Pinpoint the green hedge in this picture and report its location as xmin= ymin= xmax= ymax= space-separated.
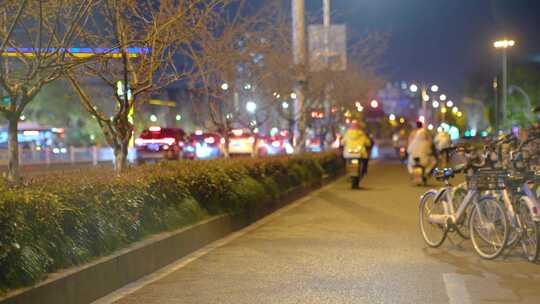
xmin=0 ymin=152 xmax=343 ymax=294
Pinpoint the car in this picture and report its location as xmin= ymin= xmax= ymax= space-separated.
xmin=306 ymin=137 xmax=323 ymax=153
xmin=258 ymin=134 xmax=291 ymax=156
xmin=184 ymin=130 xmax=223 ymax=160
xmin=135 ymin=126 xmax=185 ymax=164
xmin=228 ymin=129 xmax=256 ymax=156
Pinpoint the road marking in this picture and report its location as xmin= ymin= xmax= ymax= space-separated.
xmin=443 ymin=273 xmax=472 ymax=304
xmin=92 ymin=181 xmax=339 ymax=304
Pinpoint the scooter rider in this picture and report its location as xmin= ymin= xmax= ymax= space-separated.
xmin=342 ymin=121 xmax=372 ymax=177
xmin=434 ymin=129 xmax=452 ymax=168
xmin=407 ymin=121 xmax=437 ymax=176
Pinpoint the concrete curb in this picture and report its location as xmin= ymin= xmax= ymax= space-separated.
xmin=0 ymin=173 xmax=342 ymax=304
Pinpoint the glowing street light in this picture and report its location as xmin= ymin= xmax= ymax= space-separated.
xmin=431 ymin=85 xmax=439 ymax=93
xmin=290 ymin=92 xmax=297 ymax=99
xmin=452 ymin=106 xmax=459 ymax=113
xmin=432 ymin=100 xmax=440 ymax=108
xmin=422 ymin=93 xmax=430 ymax=102
xmin=246 ymin=101 xmax=257 ymax=113
xmin=282 ymin=101 xmax=289 ymax=109
xmin=370 ymin=99 xmax=379 ymax=109
xmin=410 ymin=84 xmax=418 ymax=93
xmin=221 ymin=83 xmax=229 ymax=91
xmin=389 ymin=114 xmax=396 ymax=121
xmin=150 ymin=114 xmax=157 ymax=122
xmin=427 ymin=124 xmax=434 ymax=130
xmin=175 ymin=114 xmax=182 ymax=121
xmin=441 ymin=107 xmax=447 ymax=114
xmin=446 ymin=100 xmax=454 ymax=108
xmin=494 ymin=39 xmax=515 ymax=48
xmin=440 ymin=94 xmax=447 ymax=101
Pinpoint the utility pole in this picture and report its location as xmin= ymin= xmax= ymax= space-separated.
xmin=323 ymin=0 xmax=330 ymax=27
xmin=321 ymin=0 xmax=335 ymax=149
xmin=292 ymin=0 xmax=306 ymax=152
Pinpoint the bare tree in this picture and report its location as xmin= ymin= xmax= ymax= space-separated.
xmin=0 ymin=0 xmax=96 ymax=181
xmin=67 ymin=0 xmax=221 ymax=173
xmin=184 ymin=1 xmax=258 ymax=157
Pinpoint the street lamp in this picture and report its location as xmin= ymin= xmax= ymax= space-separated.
xmin=410 ymin=84 xmax=418 ymax=93
xmin=439 ymin=94 xmax=447 ymax=101
xmin=446 ymin=100 xmax=454 ymax=108
xmin=430 ymin=85 xmax=439 ymax=93
xmin=494 ymin=39 xmax=516 ymax=129
xmin=221 ymin=83 xmax=229 ymax=91
xmin=432 ymin=101 xmax=440 ymax=108
xmin=246 ymin=101 xmax=257 ymax=113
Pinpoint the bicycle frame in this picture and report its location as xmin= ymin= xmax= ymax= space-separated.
xmin=428 ymin=186 xmax=478 ymax=226
xmin=522 ymin=182 xmax=540 ymax=222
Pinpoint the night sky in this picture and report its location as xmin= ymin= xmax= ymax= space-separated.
xmin=300 ymin=0 xmax=540 ymax=100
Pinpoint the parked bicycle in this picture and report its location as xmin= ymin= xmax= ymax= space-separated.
xmin=419 ymin=144 xmax=509 ymax=259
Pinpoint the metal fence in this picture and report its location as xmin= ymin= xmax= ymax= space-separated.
xmin=0 ymin=147 xmax=137 ymax=166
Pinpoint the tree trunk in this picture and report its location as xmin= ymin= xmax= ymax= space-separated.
xmin=114 ymin=140 xmax=129 ymax=174
xmin=7 ymin=117 xmax=20 ymax=182
xmin=251 ymin=137 xmax=259 ymax=158
xmin=222 ymin=134 xmax=230 ymax=159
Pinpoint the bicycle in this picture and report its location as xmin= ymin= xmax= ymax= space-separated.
xmin=489 ymin=134 xmax=540 ymax=262
xmin=419 ymin=146 xmax=510 ymax=259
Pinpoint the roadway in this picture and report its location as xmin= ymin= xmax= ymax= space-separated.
xmin=94 ymin=162 xmax=540 ymax=303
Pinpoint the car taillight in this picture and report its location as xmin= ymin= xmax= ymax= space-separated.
xmin=135 ymin=138 xmax=144 ymax=146
xmin=178 ymin=142 xmax=184 ymax=147
xmin=257 ymin=140 xmax=266 ymax=148
xmin=204 ymin=137 xmax=216 ymax=144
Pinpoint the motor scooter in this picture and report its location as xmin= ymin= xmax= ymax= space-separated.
xmin=344 ymin=146 xmax=368 ymax=189
xmin=411 ymin=157 xmax=427 ymax=186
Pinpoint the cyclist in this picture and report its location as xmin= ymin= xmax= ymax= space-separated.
xmin=342 ymin=121 xmax=372 ymax=177
xmin=407 ymin=121 xmax=436 ymax=176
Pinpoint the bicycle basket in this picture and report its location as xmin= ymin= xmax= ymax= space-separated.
xmin=467 ymin=169 xmax=508 ymax=191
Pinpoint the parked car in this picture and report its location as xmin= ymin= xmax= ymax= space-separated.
xmin=184 ymin=130 xmax=223 ymax=160
xmin=135 ymin=126 xmax=185 ymax=164
xmin=228 ymin=129 xmax=256 ymax=156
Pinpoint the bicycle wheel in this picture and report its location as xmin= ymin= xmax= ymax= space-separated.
xmin=517 ymin=196 xmax=540 ymax=262
xmin=419 ymin=190 xmax=448 ymax=247
xmin=469 ymin=196 xmax=509 ymax=259
xmin=451 ymin=184 xmax=471 ymax=240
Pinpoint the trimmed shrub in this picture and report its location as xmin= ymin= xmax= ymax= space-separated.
xmin=0 ymin=152 xmax=343 ymax=294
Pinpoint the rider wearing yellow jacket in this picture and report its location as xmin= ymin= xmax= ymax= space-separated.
xmin=342 ymin=122 xmax=372 ymax=175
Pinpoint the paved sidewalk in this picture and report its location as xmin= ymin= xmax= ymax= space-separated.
xmin=99 ymin=163 xmax=540 ymax=304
